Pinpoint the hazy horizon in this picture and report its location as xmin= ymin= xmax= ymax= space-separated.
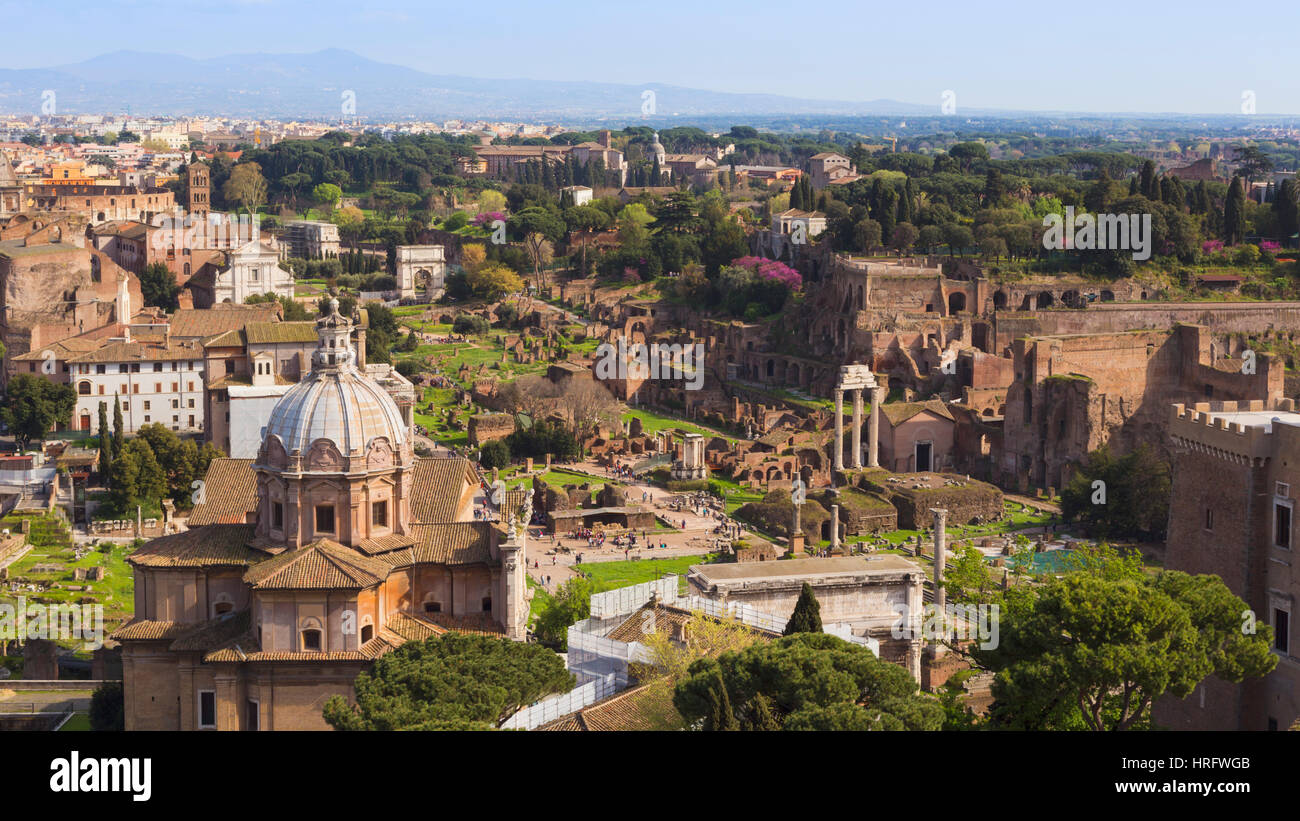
xmin=0 ymin=0 xmax=1297 ymax=116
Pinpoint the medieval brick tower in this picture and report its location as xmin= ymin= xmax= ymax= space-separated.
xmin=187 ymin=159 xmax=210 ymax=218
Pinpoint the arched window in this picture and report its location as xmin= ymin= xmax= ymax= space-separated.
xmin=300 ymin=617 xmax=324 ymax=652
xmin=360 ymin=624 xmax=374 ymax=644
xmin=77 ymin=381 xmax=92 ymax=395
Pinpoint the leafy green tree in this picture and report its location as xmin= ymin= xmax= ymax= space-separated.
xmin=1 ymin=374 xmax=76 ymax=451
xmin=976 ymin=570 xmax=1276 ymax=730
xmin=534 ymin=576 xmax=594 ymax=649
xmin=1060 ymin=444 xmax=1169 ymax=540
xmin=507 ymin=207 xmax=565 ymax=289
xmin=675 ymin=632 xmax=943 ymax=731
xmin=90 ymin=681 xmax=125 ymax=731
xmin=783 ymin=582 xmax=823 ymax=635
xmin=478 ymin=439 xmax=511 ymax=470
xmin=322 ymin=634 xmax=573 ymax=730
xmin=312 ymin=182 xmax=342 ymax=212
xmin=139 ymin=263 xmax=180 ymax=310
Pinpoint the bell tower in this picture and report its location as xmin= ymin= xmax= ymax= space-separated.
xmin=187 ymin=160 xmax=209 ymax=219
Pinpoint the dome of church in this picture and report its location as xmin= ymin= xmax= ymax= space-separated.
xmin=263 ymin=299 xmax=407 ymax=459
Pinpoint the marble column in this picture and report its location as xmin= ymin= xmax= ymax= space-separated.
xmin=851 ymin=389 xmax=863 ymax=469
xmin=830 ymin=504 xmax=840 ymax=554
xmin=833 ymin=389 xmax=844 ymax=471
xmin=931 ymin=508 xmax=948 ymax=612
xmin=868 ymin=386 xmax=882 ymax=468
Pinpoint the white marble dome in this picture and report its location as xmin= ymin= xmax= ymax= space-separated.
xmin=262 ymin=299 xmax=407 ymax=458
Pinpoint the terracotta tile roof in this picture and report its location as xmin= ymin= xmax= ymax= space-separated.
xmin=111 ymin=619 xmax=198 ymax=642
xmin=11 ymin=335 xmax=102 ymax=361
xmin=127 ymin=524 xmax=261 ymax=568
xmin=880 ymin=400 xmax=955 ymax=426
xmin=385 ymin=610 xmax=505 ymax=639
xmin=245 ymin=321 xmax=318 ymax=345
xmin=353 ymin=532 xmax=416 ymax=556
xmin=535 ymin=683 xmax=682 ymax=731
xmin=205 ymin=373 xmax=294 ymax=390
xmin=378 ymin=522 xmax=494 ymax=567
xmin=186 ymin=459 xmax=258 ymax=525
xmin=168 ymin=305 xmax=280 ymax=340
xmin=202 ymin=329 xmax=245 ymax=348
xmin=167 ymin=609 xmax=253 ymax=652
xmin=66 ymin=338 xmax=206 ymax=365
xmin=243 ymin=539 xmax=391 ymax=590
xmin=409 ymin=457 xmax=480 ymax=523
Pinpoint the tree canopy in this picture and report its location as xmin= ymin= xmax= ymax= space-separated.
xmin=322 ymin=634 xmax=573 ymax=730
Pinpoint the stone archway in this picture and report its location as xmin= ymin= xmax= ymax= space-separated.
xmin=948 ymin=292 xmax=967 ymax=314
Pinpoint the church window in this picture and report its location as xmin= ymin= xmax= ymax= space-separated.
xmin=481 ymin=597 xmax=492 ymax=612
xmin=315 ymin=504 xmax=336 ymax=533
xmin=372 ymin=500 xmax=388 ymax=528
xmin=198 ymin=691 xmax=216 ymax=728
xmin=301 ymin=628 xmax=322 ymax=651
xmin=424 ymin=601 xmax=442 ymax=614
xmin=271 ymin=501 xmax=283 ymax=529
xmin=360 ymin=624 xmax=374 ymax=644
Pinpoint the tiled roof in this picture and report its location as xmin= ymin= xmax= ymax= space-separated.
xmin=409 ymin=458 xmax=479 ymax=523
xmin=11 ymin=335 xmax=102 ymax=361
xmin=66 ymin=338 xmax=206 ymax=365
xmin=535 ymin=683 xmax=682 ymax=731
xmin=186 ymin=459 xmax=258 ymax=525
xmin=168 ymin=305 xmax=280 ymax=340
xmin=202 ymin=329 xmax=245 ymax=348
xmin=127 ymin=524 xmax=261 ymax=568
xmin=243 ymin=539 xmax=391 ymax=590
xmin=167 ymin=609 xmax=253 ymax=652
xmin=353 ymin=532 xmax=416 ymax=556
xmin=111 ymin=619 xmax=198 ymax=642
xmin=378 ymin=522 xmax=494 ymax=567
xmin=245 ymin=321 xmax=317 ymax=345
xmin=387 ymin=610 xmax=505 ymax=638
xmin=880 ymin=400 xmax=955 ymax=426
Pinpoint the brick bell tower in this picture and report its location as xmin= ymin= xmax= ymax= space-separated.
xmin=187 ymin=159 xmax=209 ymax=219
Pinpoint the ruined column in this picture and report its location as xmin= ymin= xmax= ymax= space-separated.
xmin=851 ymin=389 xmax=863 ymax=469
xmin=830 ymin=504 xmax=840 ymax=554
xmin=931 ymin=508 xmax=948 ymax=612
xmin=868 ymin=386 xmax=883 ymax=468
xmin=790 ymin=500 xmax=804 ymax=554
xmin=833 ymin=389 xmax=844 ymax=471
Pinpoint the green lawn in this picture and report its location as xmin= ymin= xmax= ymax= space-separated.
xmin=57 ymin=713 xmax=92 ymax=731
xmin=574 ymin=553 xmax=718 ymax=593
xmin=1 ymin=514 xmax=136 ymax=634
xmin=623 ymin=408 xmax=738 ymax=445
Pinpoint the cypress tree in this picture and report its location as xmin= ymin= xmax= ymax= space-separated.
xmin=97 ymin=401 xmax=113 ymax=479
xmin=1140 ymin=160 xmax=1157 ymax=199
xmin=112 ymin=395 xmax=125 ymax=455
xmin=784 ymin=582 xmax=823 ymax=635
xmin=1223 ymin=176 xmax=1247 ymax=244
xmin=899 ymin=177 xmax=916 ymax=225
xmin=1128 ymin=176 xmax=1139 ymax=196
xmin=790 ymin=177 xmax=804 ymax=210
xmin=709 ymin=670 xmax=738 ymax=731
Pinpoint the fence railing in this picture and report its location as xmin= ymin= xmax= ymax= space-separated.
xmin=501 ymin=673 xmax=621 ymax=731
xmin=589 ymin=576 xmax=679 ymax=620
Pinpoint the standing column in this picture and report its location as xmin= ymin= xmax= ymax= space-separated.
xmin=851 ymin=389 xmax=863 ymax=469
xmin=833 ymin=389 xmax=844 ymax=471
xmin=931 ymin=508 xmax=948 ymax=612
xmin=868 ymin=386 xmax=882 ymax=468
xmin=830 ymin=504 xmax=840 ymax=554
xmin=790 ymin=500 xmax=804 ymax=554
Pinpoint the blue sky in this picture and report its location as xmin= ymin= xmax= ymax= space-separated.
xmin=3 ymin=0 xmax=1299 ymax=114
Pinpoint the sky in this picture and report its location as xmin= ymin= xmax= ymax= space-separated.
xmin=2 ymin=0 xmax=1298 ymax=114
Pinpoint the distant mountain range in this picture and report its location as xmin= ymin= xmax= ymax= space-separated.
xmin=0 ymin=48 xmax=946 ymax=122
